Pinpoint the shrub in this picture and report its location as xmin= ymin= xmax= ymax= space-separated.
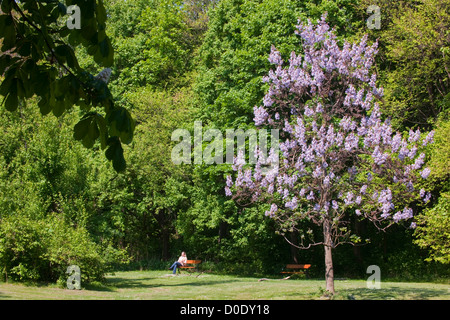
xmin=0 ymin=214 xmax=117 ymax=285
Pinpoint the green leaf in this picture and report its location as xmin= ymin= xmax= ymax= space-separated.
xmin=87 ymin=44 xmax=98 ymax=56
xmin=96 ymin=0 xmax=107 ymax=25
xmin=68 ymin=30 xmax=82 ymax=46
xmin=17 ymin=40 xmax=31 ymax=57
xmin=99 ymin=38 xmax=109 ymax=57
xmin=105 ymin=137 xmax=126 ymax=172
xmin=38 ymin=96 xmax=52 ymax=115
xmin=74 ymin=114 xmax=101 ymax=148
xmin=54 ymin=44 xmax=69 ymax=64
xmin=95 ymin=114 xmax=108 ymax=149
xmin=16 ymin=77 xmax=27 ymax=99
xmin=1 ymin=14 xmax=15 ymax=51
xmin=2 ymin=24 xmax=16 ymax=51
xmin=5 ymin=92 xmax=18 ymax=112
xmin=52 ymin=99 xmax=66 ymax=117
xmin=87 ymin=118 xmax=100 ymax=142
xmin=1 ymin=0 xmax=12 ymax=13
xmin=31 ymin=70 xmax=50 ymax=97
xmin=54 ymin=44 xmax=80 ymax=71
xmin=107 ymin=107 xmax=135 ymax=144
xmin=94 ymin=38 xmax=114 ymax=67
xmin=73 ymin=117 xmax=92 ymax=140
xmin=0 ymin=15 xmax=8 ymax=35
xmin=0 ymin=54 xmax=12 ymax=80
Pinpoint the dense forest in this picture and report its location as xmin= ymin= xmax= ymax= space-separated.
xmin=0 ymin=0 xmax=449 ymax=285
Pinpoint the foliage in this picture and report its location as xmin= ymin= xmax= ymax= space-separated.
xmin=413 ymin=119 xmax=450 ymax=264
xmin=99 ymin=0 xmax=210 ymax=94
xmin=0 ymin=214 xmax=110 ymax=283
xmin=227 ymin=15 xmax=436 ymax=293
xmin=0 ymin=0 xmax=134 ymax=171
xmin=195 ymin=0 xmax=362 ymax=129
xmin=0 ymin=0 xmax=448 ymax=287
xmin=358 ymin=0 xmax=450 ymax=129
xmin=414 ymin=193 xmax=450 ymax=264
xmin=426 ymin=118 xmax=450 ymax=187
xmin=0 ymin=103 xmax=128 ymax=284
xmin=82 ymin=87 xmax=195 ymax=261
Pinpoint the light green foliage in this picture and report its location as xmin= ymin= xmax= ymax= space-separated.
xmin=90 ymin=87 xmax=194 ymax=260
xmin=360 ymin=0 xmax=450 ymax=129
xmin=139 ymin=0 xmax=190 ymax=85
xmin=0 ymin=214 xmax=105 ymax=283
xmin=414 ymin=193 xmax=450 ymax=264
xmin=187 ymin=0 xmax=362 ymax=272
xmin=195 ymin=0 xmax=303 ymax=128
xmin=0 ymin=105 xmax=128 ymax=283
xmin=427 ymin=119 xmax=450 ymax=184
xmin=414 ymin=119 xmax=450 ymax=264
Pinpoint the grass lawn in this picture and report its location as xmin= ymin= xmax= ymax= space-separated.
xmin=0 ymin=270 xmax=448 ymax=300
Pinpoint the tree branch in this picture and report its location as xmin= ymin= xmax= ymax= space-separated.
xmin=11 ymin=1 xmax=88 ymax=89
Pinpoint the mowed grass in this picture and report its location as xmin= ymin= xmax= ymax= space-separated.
xmin=0 ymin=270 xmax=449 ymax=300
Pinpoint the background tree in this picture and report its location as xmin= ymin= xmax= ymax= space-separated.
xmin=96 ymin=0 xmax=212 ymax=94
xmin=414 ymin=119 xmax=450 ymax=264
xmin=227 ymin=15 xmax=435 ymax=294
xmin=357 ymin=0 xmax=450 ymax=129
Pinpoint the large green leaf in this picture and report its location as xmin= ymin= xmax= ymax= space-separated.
xmin=105 ymin=137 xmax=126 ymax=172
xmin=4 ymin=91 xmax=18 ymax=112
xmin=73 ymin=116 xmax=92 ymax=141
xmin=38 ymin=96 xmax=52 ymax=115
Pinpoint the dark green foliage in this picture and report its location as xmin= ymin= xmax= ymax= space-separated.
xmin=194 ymin=0 xmax=361 ymax=128
xmin=0 ymin=0 xmax=134 ymax=172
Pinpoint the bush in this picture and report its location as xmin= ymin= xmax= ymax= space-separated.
xmin=0 ymin=214 xmax=120 ymax=285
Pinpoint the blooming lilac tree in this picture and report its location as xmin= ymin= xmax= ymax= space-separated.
xmin=226 ymin=15 xmax=434 ymax=294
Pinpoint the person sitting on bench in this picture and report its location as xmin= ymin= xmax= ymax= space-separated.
xmin=169 ymin=251 xmax=187 ymax=274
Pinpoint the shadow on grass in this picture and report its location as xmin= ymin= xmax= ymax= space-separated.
xmin=0 ymin=291 xmax=10 ymax=299
xmin=344 ymin=286 xmax=449 ymax=300
xmin=105 ymin=275 xmax=239 ymax=290
xmin=83 ymin=282 xmax=117 ymax=292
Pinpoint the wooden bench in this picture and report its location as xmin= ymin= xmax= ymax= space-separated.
xmin=178 ymin=260 xmax=202 ymax=273
xmin=281 ymin=264 xmax=311 ymax=277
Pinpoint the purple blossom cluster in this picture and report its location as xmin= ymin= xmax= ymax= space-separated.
xmin=227 ymin=14 xmax=434 ymax=231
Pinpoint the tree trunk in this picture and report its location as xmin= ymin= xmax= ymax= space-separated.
xmin=289 ymin=231 xmax=299 ymax=263
xmin=161 ymin=229 xmax=170 ymax=261
xmin=323 ymin=219 xmax=335 ymax=294
xmin=353 ymin=219 xmax=363 ymax=266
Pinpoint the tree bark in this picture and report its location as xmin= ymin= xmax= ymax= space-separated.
xmin=323 ymin=219 xmax=335 ymax=294
xmin=353 ymin=219 xmax=363 ymax=265
xmin=161 ymin=228 xmax=170 ymax=261
xmin=289 ymin=231 xmax=299 ymax=263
